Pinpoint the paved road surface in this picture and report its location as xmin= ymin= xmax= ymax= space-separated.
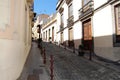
xmin=43 ymin=42 xmax=120 ymax=80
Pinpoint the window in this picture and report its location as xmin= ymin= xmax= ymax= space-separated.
xmin=69 ymin=28 xmax=73 ymax=41
xmin=46 ymin=31 xmax=47 ymax=40
xmin=114 ymin=4 xmax=120 ymax=45
xmin=83 ymin=0 xmax=91 ymax=5
xmin=68 ymin=4 xmax=73 ymax=17
xmin=49 ymin=29 xmax=50 ymax=41
xmin=52 ymin=27 xmax=54 ymax=41
xmin=43 ymin=32 xmax=45 ymax=40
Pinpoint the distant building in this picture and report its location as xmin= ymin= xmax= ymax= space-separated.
xmin=41 ymin=13 xmax=57 ymax=43
xmin=56 ymin=0 xmax=82 ymax=49
xmin=0 ymin=0 xmax=34 ymax=80
xmin=32 ymin=14 xmax=49 ymax=40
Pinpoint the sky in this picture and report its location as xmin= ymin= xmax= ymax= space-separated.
xmin=34 ymin=0 xmax=58 ymax=15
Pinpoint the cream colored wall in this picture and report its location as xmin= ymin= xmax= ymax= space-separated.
xmin=0 ymin=0 xmax=32 ymax=80
xmin=93 ymin=5 xmax=120 ymax=61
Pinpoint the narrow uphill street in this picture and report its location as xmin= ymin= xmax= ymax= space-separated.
xmin=43 ymin=42 xmax=120 ymax=80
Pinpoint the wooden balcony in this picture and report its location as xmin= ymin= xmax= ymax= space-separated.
xmin=67 ymin=15 xmax=74 ymax=27
xmin=79 ymin=0 xmax=94 ymax=21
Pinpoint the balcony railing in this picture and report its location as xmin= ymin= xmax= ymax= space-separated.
xmin=60 ymin=23 xmax=64 ymax=31
xmin=79 ymin=0 xmax=94 ymax=20
xmin=67 ymin=15 xmax=74 ymax=27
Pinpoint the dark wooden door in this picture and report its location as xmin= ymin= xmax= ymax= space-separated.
xmin=83 ymin=19 xmax=93 ymax=50
xmin=52 ymin=27 xmax=54 ymax=41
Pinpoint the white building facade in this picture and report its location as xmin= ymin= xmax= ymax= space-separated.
xmin=41 ymin=13 xmax=57 ymax=43
xmin=56 ymin=0 xmax=120 ymax=62
xmin=92 ymin=0 xmax=120 ymax=61
xmin=56 ymin=0 xmax=82 ymax=49
xmin=32 ymin=14 xmax=49 ymax=40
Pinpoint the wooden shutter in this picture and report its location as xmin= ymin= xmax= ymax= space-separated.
xmin=83 ymin=21 xmax=92 ymax=40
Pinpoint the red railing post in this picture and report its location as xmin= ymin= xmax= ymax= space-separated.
xmin=89 ymin=44 xmax=92 ymax=61
xmin=50 ymin=55 xmax=54 ymax=80
xmin=73 ymin=42 xmax=75 ymax=53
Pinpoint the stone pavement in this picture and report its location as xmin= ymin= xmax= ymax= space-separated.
xmin=43 ymin=42 xmax=120 ymax=80
xmin=17 ymin=42 xmax=49 ymax=80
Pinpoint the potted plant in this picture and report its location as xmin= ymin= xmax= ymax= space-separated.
xmin=78 ymin=44 xmax=84 ymax=56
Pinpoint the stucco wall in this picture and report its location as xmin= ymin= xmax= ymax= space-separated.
xmin=94 ymin=0 xmax=108 ymax=9
xmin=93 ymin=5 xmax=120 ymax=61
xmin=73 ymin=0 xmax=82 ymax=21
xmin=0 ymin=0 xmax=32 ymax=80
xmin=42 ymin=21 xmax=57 ymax=42
xmin=73 ymin=22 xmax=82 ymax=49
xmin=63 ymin=3 xmax=68 ymax=28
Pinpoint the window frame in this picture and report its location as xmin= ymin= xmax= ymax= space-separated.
xmin=113 ymin=3 xmax=120 ymax=47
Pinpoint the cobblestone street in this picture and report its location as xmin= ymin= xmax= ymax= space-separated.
xmin=43 ymin=42 xmax=120 ymax=80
